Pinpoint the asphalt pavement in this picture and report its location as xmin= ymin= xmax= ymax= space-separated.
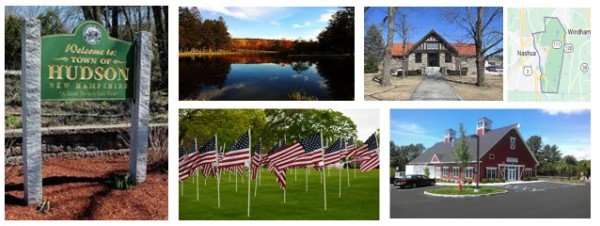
xmin=390 ymin=182 xmax=590 ymax=218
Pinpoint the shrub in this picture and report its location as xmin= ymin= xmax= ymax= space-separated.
xmin=106 ymin=173 xmax=134 ymax=190
xmin=36 ymin=199 xmax=50 ymax=214
xmin=364 ymin=55 xmax=380 ymax=73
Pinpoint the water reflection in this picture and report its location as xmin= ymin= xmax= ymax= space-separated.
xmin=179 ymin=53 xmax=354 ymax=100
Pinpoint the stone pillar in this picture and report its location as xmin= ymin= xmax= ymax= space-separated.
xmin=21 ymin=19 xmax=42 ymax=205
xmin=129 ymin=31 xmax=153 ymax=183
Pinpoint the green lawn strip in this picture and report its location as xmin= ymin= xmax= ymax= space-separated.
xmin=179 ymin=168 xmax=379 ymax=220
xmin=427 ymin=186 xmax=506 ymax=195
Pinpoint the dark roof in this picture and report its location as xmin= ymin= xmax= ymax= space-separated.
xmin=408 ymin=124 xmax=520 ymax=164
xmin=392 ymin=30 xmax=477 ymax=57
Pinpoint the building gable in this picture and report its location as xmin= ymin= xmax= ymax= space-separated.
xmin=407 ymin=30 xmax=459 ymax=55
xmin=484 ymin=128 xmax=539 ymax=166
xmin=431 ymin=154 xmax=440 ymax=163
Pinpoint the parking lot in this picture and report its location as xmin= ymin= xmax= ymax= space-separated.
xmin=390 ymin=182 xmax=590 ymax=218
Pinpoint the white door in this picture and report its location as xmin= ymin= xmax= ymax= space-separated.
xmin=507 ymin=168 xmax=517 ymax=181
xmin=435 ymin=167 xmax=441 ymax=179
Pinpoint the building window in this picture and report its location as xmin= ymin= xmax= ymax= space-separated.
xmin=524 ymin=168 xmax=533 ymax=178
xmin=489 ymin=154 xmax=495 ymax=159
xmin=445 ymin=53 xmax=452 ymax=63
xmin=510 ymin=137 xmax=516 ymax=150
xmin=465 ymin=167 xmax=474 ymax=179
xmin=442 ymin=167 xmax=449 ymax=176
xmin=486 ymin=168 xmax=498 ymax=178
xmin=426 ymin=42 xmax=439 ymax=49
xmin=415 ymin=53 xmax=422 ymax=63
xmin=452 ymin=167 xmax=460 ymax=178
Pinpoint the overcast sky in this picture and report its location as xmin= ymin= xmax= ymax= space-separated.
xmin=337 ymin=109 xmax=379 ymax=140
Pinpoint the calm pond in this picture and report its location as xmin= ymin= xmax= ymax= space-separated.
xmin=179 ymin=53 xmax=354 ymax=100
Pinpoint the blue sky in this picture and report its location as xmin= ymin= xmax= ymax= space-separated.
xmin=390 ymin=109 xmax=591 ymax=160
xmin=198 ymin=7 xmax=341 ymax=40
xmin=365 ymin=7 xmax=503 ymax=45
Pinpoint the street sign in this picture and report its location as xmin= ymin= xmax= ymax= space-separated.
xmin=41 ymin=21 xmax=134 ymax=100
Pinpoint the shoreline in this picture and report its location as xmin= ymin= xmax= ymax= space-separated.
xmin=179 ymin=50 xmax=353 ymax=57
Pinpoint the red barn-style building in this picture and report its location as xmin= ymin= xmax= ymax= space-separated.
xmin=405 ymin=118 xmax=539 ymax=182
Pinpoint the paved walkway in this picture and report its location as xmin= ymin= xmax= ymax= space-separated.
xmin=410 ymin=77 xmax=461 ymax=100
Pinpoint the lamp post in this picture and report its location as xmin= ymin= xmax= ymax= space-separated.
xmin=475 ymin=134 xmax=480 ymax=193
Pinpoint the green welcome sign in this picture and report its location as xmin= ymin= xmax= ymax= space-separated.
xmin=41 ymin=21 xmax=134 ymax=100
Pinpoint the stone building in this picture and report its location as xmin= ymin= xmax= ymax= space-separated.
xmin=391 ymin=30 xmax=477 ymax=76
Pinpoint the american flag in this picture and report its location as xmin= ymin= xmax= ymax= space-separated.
xmin=324 ymin=138 xmax=344 ymax=166
xmin=268 ymin=134 xmax=323 ymax=188
xmin=179 ymin=140 xmax=201 ymax=181
xmin=279 ymin=134 xmax=324 ymax=170
xmin=178 ymin=145 xmax=192 ymax=181
xmin=218 ymin=131 xmax=251 ymax=169
xmin=264 ymin=141 xmax=287 ymax=188
xmin=251 ymin=140 xmax=265 ymax=180
xmin=359 ymin=133 xmax=380 ymax=172
xmin=342 ymin=136 xmax=355 ymax=159
xmin=195 ymin=136 xmax=218 ymax=178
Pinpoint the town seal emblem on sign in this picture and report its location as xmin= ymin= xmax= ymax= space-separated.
xmin=82 ymin=24 xmax=102 ymax=45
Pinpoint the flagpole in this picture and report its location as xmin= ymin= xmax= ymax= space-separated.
xmin=339 ymin=136 xmax=342 ymax=198
xmin=305 ymin=166 xmax=308 ymax=192
xmin=354 ymin=137 xmax=357 ymax=178
xmin=247 ymin=129 xmax=252 ymax=217
xmin=284 ymin=134 xmax=287 ymax=204
xmin=216 ymin=134 xmax=221 ymax=208
xmin=345 ymin=136 xmax=350 ymax=187
xmin=321 ymin=132 xmax=327 ymax=211
xmin=254 ymin=138 xmax=260 ymax=197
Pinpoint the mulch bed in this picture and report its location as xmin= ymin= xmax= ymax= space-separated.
xmin=5 ymin=156 xmax=167 ymax=220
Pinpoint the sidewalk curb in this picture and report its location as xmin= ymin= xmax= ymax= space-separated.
xmin=424 ymin=189 xmax=508 ymax=198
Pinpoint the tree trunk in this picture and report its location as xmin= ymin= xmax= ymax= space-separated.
xmin=152 ymin=6 xmax=169 ymax=81
xmin=401 ymin=14 xmax=408 ymax=79
xmin=381 ymin=7 xmax=396 ymax=86
xmin=110 ymin=6 xmax=119 ymax=38
xmin=475 ymin=7 xmax=486 ymax=87
xmin=81 ymin=6 xmax=102 ymax=23
xmin=122 ymin=7 xmax=134 ymax=39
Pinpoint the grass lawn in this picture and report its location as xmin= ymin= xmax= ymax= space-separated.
xmin=179 ymin=168 xmax=379 ymax=220
xmin=427 ymin=186 xmax=506 ymax=195
xmin=364 ymin=72 xmax=423 ymax=100
xmin=444 ymin=74 xmax=503 ymax=101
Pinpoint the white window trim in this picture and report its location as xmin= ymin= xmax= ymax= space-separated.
xmin=486 ymin=167 xmax=498 ymax=179
xmin=442 ymin=167 xmax=449 ymax=176
xmin=510 ymin=136 xmax=516 ymax=150
xmin=489 ymin=154 xmax=495 ymax=159
xmin=452 ymin=167 xmax=460 ymax=178
xmin=465 ymin=167 xmax=474 ymax=179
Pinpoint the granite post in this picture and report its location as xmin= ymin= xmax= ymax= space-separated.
xmin=21 ymin=19 xmax=42 ymax=205
xmin=129 ymin=31 xmax=153 ymax=183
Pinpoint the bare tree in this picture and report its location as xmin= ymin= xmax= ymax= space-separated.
xmin=445 ymin=7 xmax=503 ymax=86
xmin=153 ymin=6 xmax=168 ymax=77
xmin=394 ymin=10 xmax=416 ymax=79
xmin=380 ymin=7 xmax=397 ymax=86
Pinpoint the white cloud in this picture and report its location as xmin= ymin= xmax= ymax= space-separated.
xmin=270 ymin=21 xmax=280 ymax=26
xmin=293 ymin=21 xmax=312 ymax=28
xmin=199 ymin=7 xmax=278 ymax=21
xmin=391 ymin=121 xmax=427 ymax=135
xmin=540 ymin=109 xmax=589 ymax=115
xmin=318 ymin=9 xmax=337 ymax=23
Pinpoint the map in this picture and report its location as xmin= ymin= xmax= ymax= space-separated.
xmin=507 ymin=8 xmax=591 ymax=102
